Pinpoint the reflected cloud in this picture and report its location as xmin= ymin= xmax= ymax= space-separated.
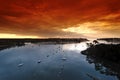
xmin=63 ymin=42 xmax=88 ymax=52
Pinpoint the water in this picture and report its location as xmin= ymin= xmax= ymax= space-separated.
xmin=0 ymin=42 xmax=118 ymax=80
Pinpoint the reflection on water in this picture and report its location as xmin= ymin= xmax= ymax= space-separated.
xmin=63 ymin=42 xmax=88 ymax=52
xmin=0 ymin=42 xmax=119 ymax=80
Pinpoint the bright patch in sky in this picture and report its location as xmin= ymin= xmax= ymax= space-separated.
xmin=62 ymin=22 xmax=108 ymax=34
xmin=0 ymin=33 xmax=39 ymax=38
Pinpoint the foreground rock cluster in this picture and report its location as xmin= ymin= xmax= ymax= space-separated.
xmin=82 ymin=43 xmax=120 ymax=79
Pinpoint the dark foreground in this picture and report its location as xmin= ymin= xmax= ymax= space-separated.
xmin=82 ymin=43 xmax=120 ymax=80
xmin=0 ymin=38 xmax=120 ymax=80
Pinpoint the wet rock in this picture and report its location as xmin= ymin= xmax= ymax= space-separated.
xmin=47 ymin=55 xmax=49 ymax=57
xmin=61 ymin=58 xmax=67 ymax=61
xmin=37 ymin=60 xmax=41 ymax=63
xmin=86 ymin=43 xmax=94 ymax=47
xmin=18 ymin=63 xmax=24 ymax=67
xmin=93 ymin=40 xmax=99 ymax=44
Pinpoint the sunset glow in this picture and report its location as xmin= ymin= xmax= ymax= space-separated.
xmin=0 ymin=0 xmax=120 ymax=38
xmin=62 ymin=22 xmax=107 ymax=34
xmin=0 ymin=33 xmax=39 ymax=38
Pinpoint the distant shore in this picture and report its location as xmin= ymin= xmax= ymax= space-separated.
xmin=0 ymin=38 xmax=88 ymax=44
xmin=97 ymin=38 xmax=120 ymax=42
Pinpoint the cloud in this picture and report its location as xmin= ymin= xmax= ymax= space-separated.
xmin=0 ymin=0 xmax=120 ymax=38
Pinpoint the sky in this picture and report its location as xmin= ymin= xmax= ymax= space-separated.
xmin=0 ymin=0 xmax=120 ymax=39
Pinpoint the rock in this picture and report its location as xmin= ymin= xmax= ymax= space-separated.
xmin=93 ymin=40 xmax=99 ymax=44
xmin=47 ymin=55 xmax=49 ymax=57
xmin=61 ymin=58 xmax=67 ymax=61
xmin=18 ymin=63 xmax=23 ymax=67
xmin=37 ymin=60 xmax=41 ymax=63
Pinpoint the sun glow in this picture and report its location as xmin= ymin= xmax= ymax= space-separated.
xmin=62 ymin=27 xmax=96 ymax=34
xmin=0 ymin=33 xmax=39 ymax=38
xmin=62 ymin=22 xmax=108 ymax=34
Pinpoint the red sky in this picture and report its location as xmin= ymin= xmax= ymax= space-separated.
xmin=0 ymin=0 xmax=120 ymax=38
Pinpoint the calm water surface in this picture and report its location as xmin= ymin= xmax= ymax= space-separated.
xmin=0 ymin=42 xmax=118 ymax=80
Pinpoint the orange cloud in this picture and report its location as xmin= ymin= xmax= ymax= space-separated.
xmin=0 ymin=0 xmax=120 ymax=38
